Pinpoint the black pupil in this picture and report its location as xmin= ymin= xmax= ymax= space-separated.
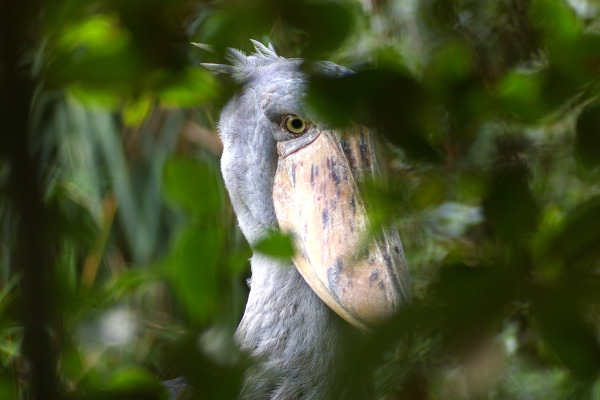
xmin=290 ymin=118 xmax=303 ymax=130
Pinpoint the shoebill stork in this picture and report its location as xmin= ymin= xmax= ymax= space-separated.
xmin=204 ymin=41 xmax=411 ymax=399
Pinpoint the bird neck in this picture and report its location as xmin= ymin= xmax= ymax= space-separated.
xmin=236 ymin=253 xmax=372 ymax=400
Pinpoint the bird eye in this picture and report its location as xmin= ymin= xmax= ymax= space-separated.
xmin=282 ymin=115 xmax=308 ymax=135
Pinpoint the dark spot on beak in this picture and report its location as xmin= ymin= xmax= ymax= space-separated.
xmin=291 ymin=164 xmax=296 ymax=186
xmin=327 ymin=258 xmax=344 ymax=300
xmin=383 ymin=251 xmax=392 ymax=268
xmin=329 ymin=158 xmax=341 ymax=185
xmin=340 ymin=137 xmax=356 ymax=165
xmin=359 ymin=134 xmax=370 ymax=168
xmin=310 ymin=165 xmax=315 ymax=186
xmin=369 ymin=269 xmax=379 ymax=286
xmin=322 ymin=209 xmax=330 ymax=228
xmin=349 ymin=196 xmax=356 ymax=214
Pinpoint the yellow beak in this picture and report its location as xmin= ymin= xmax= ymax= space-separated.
xmin=273 ymin=126 xmax=411 ymax=331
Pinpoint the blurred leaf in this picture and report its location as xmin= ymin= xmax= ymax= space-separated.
xmin=497 ymin=71 xmax=546 ymax=121
xmin=88 ymin=366 xmax=166 ymax=400
xmin=108 ymin=269 xmax=163 ymax=300
xmin=57 ymin=14 xmax=130 ymax=55
xmin=534 ymin=290 xmax=600 ymax=378
xmin=308 ymin=68 xmax=440 ymax=161
xmin=107 ymin=0 xmax=188 ymax=71
xmin=484 ymin=162 xmax=538 ymax=244
xmin=424 ymin=41 xmax=489 ymax=130
xmin=432 ymin=263 xmax=513 ymax=348
xmin=61 ymin=342 xmax=85 ymax=382
xmin=228 ymin=245 xmax=252 ymax=275
xmin=66 ymin=83 xmax=121 ymax=109
xmin=530 ymin=0 xmax=582 ymax=44
xmin=0 ymin=335 xmax=21 ymax=362
xmin=198 ymin=0 xmax=277 ymax=52
xmin=550 ymin=34 xmax=600 ymax=87
xmin=163 ymin=157 xmax=222 ymax=217
xmin=0 ymin=377 xmax=14 ymax=400
xmin=280 ymin=0 xmax=356 ymax=57
xmin=531 ymin=0 xmax=600 ymax=98
xmin=417 ymin=0 xmax=458 ymax=38
xmin=166 ymin=334 xmax=244 ymax=400
xmin=107 ymin=366 xmax=161 ymax=389
xmin=0 ymin=275 xmax=19 ymax=317
xmin=411 ymin=172 xmax=446 ymax=211
xmin=532 ymin=205 xmax=565 ymax=283
xmin=426 ymin=41 xmax=473 ymax=86
xmin=162 ymin=157 xmax=224 ymax=324
xmin=254 ymin=231 xmax=294 ymax=260
xmin=550 ymin=195 xmax=600 ymax=267
xmin=198 ymin=0 xmax=355 ymax=57
xmin=158 ymin=68 xmax=219 ymax=108
xmin=166 ymin=222 xmax=222 ymax=324
xmin=575 ymin=103 xmax=600 ymax=170
xmin=539 ymin=68 xmax=581 ymax=114
xmin=51 ymin=16 xmax=142 ymax=89
xmin=361 ymin=179 xmax=408 ymax=229
xmin=123 ymin=95 xmax=153 ymax=127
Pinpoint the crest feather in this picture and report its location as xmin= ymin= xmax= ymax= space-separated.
xmin=227 ymin=48 xmax=251 ymax=67
xmin=250 ymin=39 xmax=279 ymax=60
xmin=194 ymin=40 xmax=284 ymax=80
xmin=200 ymin=63 xmax=236 ymax=75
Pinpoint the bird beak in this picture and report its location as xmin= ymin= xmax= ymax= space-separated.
xmin=273 ymin=126 xmax=411 ymax=331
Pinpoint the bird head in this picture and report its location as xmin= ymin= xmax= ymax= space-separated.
xmin=204 ymin=41 xmax=411 ymax=331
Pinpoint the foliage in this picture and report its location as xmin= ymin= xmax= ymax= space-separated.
xmin=1 ymin=0 xmax=600 ymax=399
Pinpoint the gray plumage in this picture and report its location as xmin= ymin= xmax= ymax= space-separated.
xmin=217 ymin=44 xmax=373 ymax=399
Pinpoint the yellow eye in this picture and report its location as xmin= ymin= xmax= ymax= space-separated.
xmin=282 ymin=114 xmax=308 ymax=135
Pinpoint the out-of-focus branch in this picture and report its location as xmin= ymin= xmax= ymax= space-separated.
xmin=181 ymin=120 xmax=223 ymax=155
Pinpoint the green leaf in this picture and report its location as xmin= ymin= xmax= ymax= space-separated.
xmin=484 ymin=162 xmax=539 ymax=244
xmin=308 ymin=68 xmax=439 ymax=161
xmin=66 ymin=83 xmax=121 ymax=109
xmin=102 ymin=366 xmax=165 ymax=399
xmin=158 ymin=68 xmax=219 ymax=108
xmin=123 ymin=95 xmax=153 ymax=127
xmin=255 ymin=231 xmax=295 ymax=260
xmin=163 ymin=157 xmax=222 ymax=216
xmin=534 ymin=288 xmax=600 ymax=378
xmin=280 ymin=0 xmax=357 ymax=57
xmin=0 ymin=377 xmax=14 ymax=400
xmin=107 ymin=269 xmax=162 ymax=300
xmin=424 ymin=41 xmax=473 ymax=96
xmin=410 ymin=172 xmax=446 ymax=211
xmin=57 ymin=14 xmax=131 ymax=56
xmin=198 ymin=0 xmax=277 ymax=52
xmin=497 ymin=71 xmax=546 ymax=121
xmin=198 ymin=0 xmax=356 ymax=57
xmin=530 ymin=0 xmax=582 ymax=43
xmin=550 ymin=195 xmax=600 ymax=267
xmin=575 ymin=103 xmax=600 ymax=170
xmin=165 ymin=222 xmax=223 ymax=324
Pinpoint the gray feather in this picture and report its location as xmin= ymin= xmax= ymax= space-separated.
xmin=201 ymin=62 xmax=236 ymax=75
xmin=217 ymin=41 xmax=371 ymax=400
xmin=191 ymin=42 xmax=216 ymax=53
xmin=250 ymin=39 xmax=280 ymax=60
